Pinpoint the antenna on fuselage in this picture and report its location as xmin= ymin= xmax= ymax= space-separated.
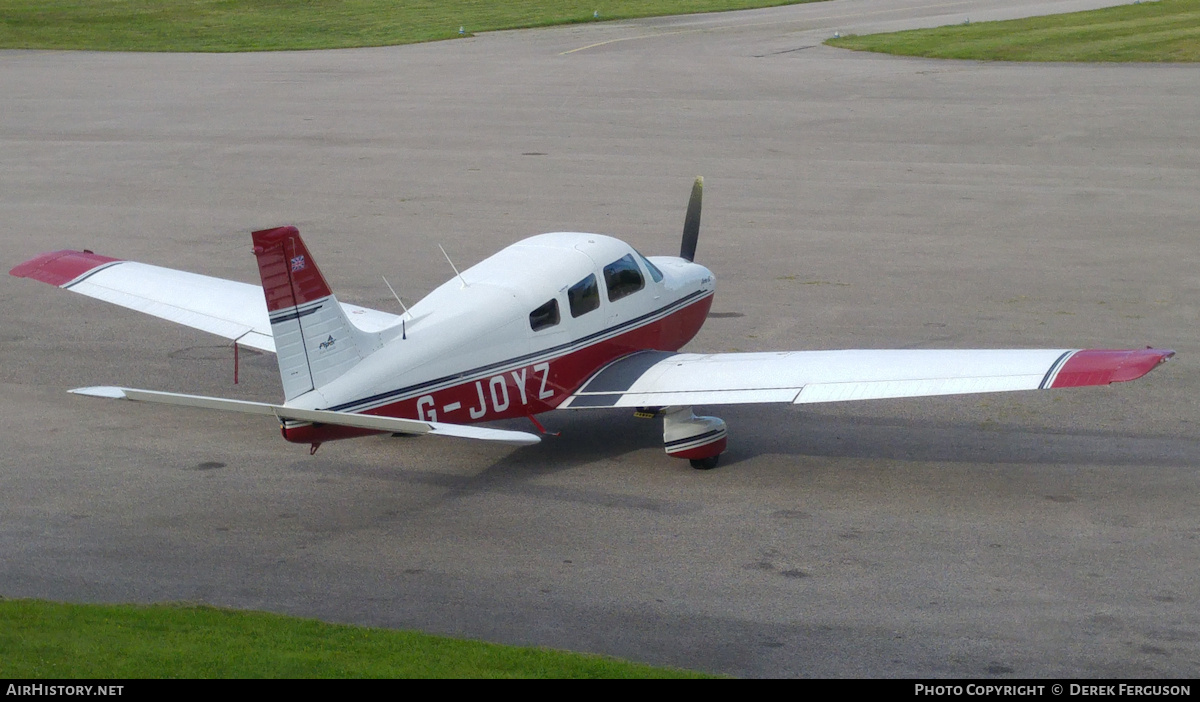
xmin=381 ymin=275 xmax=410 ymax=317
xmin=438 ymin=244 xmax=469 ymax=289
xmin=381 ymin=275 xmax=410 ymax=340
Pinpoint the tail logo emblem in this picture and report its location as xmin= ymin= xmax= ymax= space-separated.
xmin=318 ymin=334 xmax=336 ymax=351
xmin=290 ymin=255 xmax=306 ymax=272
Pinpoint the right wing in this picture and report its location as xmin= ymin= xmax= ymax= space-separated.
xmin=559 ymin=348 xmax=1174 ymax=408
xmin=71 ymin=386 xmax=540 ymax=446
xmin=9 ymin=249 xmax=399 ymax=353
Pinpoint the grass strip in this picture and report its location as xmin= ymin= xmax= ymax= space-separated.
xmin=0 ymin=599 xmax=712 ymax=678
xmin=0 ymin=0 xmax=822 ymax=52
xmin=825 ymin=0 xmax=1200 ymax=62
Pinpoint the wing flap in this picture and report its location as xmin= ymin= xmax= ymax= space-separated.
xmin=561 ymin=348 xmax=1173 ymax=408
xmin=794 ymin=375 xmax=1041 ymax=404
xmin=568 ymin=388 xmax=800 ymax=408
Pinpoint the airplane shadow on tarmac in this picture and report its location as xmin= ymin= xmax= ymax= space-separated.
xmin=278 ymin=404 xmax=1197 ymax=522
xmin=495 ymin=405 xmax=1199 ymax=470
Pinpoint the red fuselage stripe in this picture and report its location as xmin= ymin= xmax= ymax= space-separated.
xmin=282 ymin=292 xmax=714 ymax=444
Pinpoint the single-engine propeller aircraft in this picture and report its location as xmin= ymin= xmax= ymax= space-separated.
xmin=11 ymin=178 xmax=1174 ymax=469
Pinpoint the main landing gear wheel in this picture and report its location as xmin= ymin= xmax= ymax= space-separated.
xmin=663 ymin=406 xmax=727 ymax=470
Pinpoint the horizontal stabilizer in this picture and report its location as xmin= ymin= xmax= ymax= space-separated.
xmin=70 ymin=386 xmax=541 ymax=446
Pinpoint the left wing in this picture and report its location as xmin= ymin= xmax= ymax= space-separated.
xmin=560 ymin=348 xmax=1174 ymax=408
xmin=9 ymin=249 xmax=399 ymax=353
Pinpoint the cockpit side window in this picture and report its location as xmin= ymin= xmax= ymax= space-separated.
xmin=568 ymin=274 xmax=600 ymax=317
xmin=529 ymin=298 xmax=560 ymax=332
xmin=634 ymin=250 xmax=664 ymax=283
xmin=604 ymin=254 xmax=645 ymax=303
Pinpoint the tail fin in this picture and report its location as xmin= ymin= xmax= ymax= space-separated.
xmin=252 ymin=226 xmax=377 ymax=401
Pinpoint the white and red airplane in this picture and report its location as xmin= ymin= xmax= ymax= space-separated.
xmin=10 ymin=179 xmax=1174 ymax=469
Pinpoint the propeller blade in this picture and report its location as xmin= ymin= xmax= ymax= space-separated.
xmin=680 ymin=176 xmax=703 ymax=262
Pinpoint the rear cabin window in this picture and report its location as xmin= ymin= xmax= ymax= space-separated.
xmin=568 ymin=274 xmax=600 ymax=318
xmin=604 ymin=254 xmax=645 ymax=302
xmin=529 ymin=298 xmax=560 ymax=332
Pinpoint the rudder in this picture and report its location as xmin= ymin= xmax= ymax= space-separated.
xmin=252 ymin=226 xmax=376 ymax=401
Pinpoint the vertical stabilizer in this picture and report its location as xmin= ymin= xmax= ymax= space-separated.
xmin=251 ymin=226 xmax=376 ymax=401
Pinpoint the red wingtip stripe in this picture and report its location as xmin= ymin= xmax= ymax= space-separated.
xmin=1050 ymin=349 xmax=1175 ymax=388
xmin=9 ymin=250 xmax=121 ymax=287
xmin=251 ymin=226 xmax=334 ymax=313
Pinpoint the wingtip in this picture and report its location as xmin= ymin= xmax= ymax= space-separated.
xmin=10 ymin=250 xmax=121 ymax=286
xmin=69 ymin=386 xmax=129 ymax=399
xmin=1051 ymin=348 xmax=1175 ymax=388
xmin=426 ymin=422 xmax=542 ymax=445
xmin=1109 ymin=348 xmax=1174 ymax=383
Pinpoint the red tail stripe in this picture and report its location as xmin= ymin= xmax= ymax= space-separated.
xmin=9 ymin=250 xmax=121 ymax=287
xmin=1050 ymin=348 xmax=1175 ymax=388
xmin=251 ymin=226 xmax=333 ymax=313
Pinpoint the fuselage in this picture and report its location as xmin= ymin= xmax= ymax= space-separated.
xmin=283 ymin=232 xmax=715 ymax=443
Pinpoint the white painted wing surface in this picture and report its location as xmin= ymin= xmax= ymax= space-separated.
xmin=9 ymin=250 xmax=400 ymax=352
xmin=67 ymin=261 xmax=278 ymax=351
xmin=70 ymin=386 xmax=541 ymax=445
xmin=561 ymin=348 xmax=1173 ymax=408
